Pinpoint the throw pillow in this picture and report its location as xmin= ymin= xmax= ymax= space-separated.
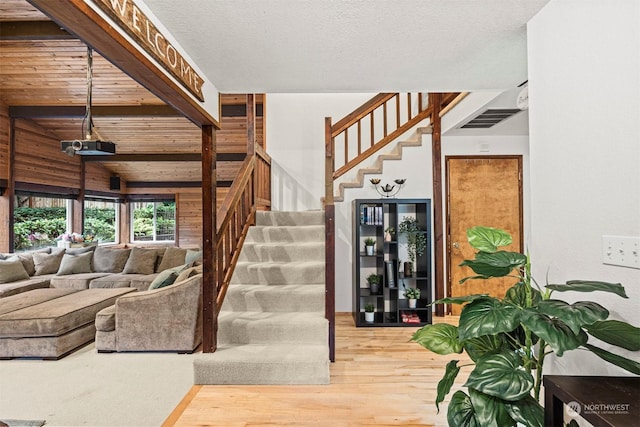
xmin=66 ymin=245 xmax=97 ymax=255
xmin=56 ymin=252 xmax=93 ymax=275
xmin=157 ymin=247 xmax=187 ymax=272
xmin=185 ymin=249 xmax=203 ymax=265
xmin=148 ymin=263 xmax=187 ymax=289
xmin=93 ymin=247 xmax=131 ymax=273
xmin=14 ymin=249 xmax=49 ymax=276
xmin=174 ymin=264 xmax=202 ymax=283
xmin=122 ymin=247 xmax=158 ymax=275
xmin=0 ymin=257 xmax=30 ymax=283
xmin=32 ymin=251 xmax=65 ymax=275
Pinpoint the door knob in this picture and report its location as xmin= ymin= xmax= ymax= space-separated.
xmin=452 ymin=242 xmax=460 ymax=249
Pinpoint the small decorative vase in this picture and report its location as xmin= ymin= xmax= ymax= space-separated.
xmin=384 ymin=232 xmax=392 ymax=242
xmin=364 ymin=311 xmax=375 ymax=323
xmin=404 ymin=261 xmax=413 ymax=277
xmin=409 ymin=299 xmax=417 ymax=308
xmin=366 ymin=245 xmax=375 ymax=256
xmin=369 ymin=282 xmax=380 ymax=295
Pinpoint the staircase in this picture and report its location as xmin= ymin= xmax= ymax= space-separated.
xmin=334 ymin=126 xmax=432 ymax=202
xmin=193 ymin=210 xmax=330 ymax=385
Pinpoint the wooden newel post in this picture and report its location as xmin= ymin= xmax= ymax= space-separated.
xmin=324 ymin=117 xmax=336 ymax=362
xmin=202 ymin=124 xmax=217 ymax=353
xmin=429 ymin=93 xmax=445 ymax=317
xmin=247 ymin=94 xmax=258 ymax=219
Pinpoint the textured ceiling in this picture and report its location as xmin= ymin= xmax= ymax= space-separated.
xmin=144 ymin=0 xmax=550 ymax=93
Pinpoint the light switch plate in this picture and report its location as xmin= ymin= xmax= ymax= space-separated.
xmin=602 ymin=235 xmax=640 ymax=269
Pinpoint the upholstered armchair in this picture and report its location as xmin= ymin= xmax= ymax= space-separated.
xmin=95 ymin=273 xmax=202 ymax=353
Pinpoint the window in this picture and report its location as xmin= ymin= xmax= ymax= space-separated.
xmin=84 ymin=199 xmax=119 ymax=244
xmin=13 ymin=195 xmax=69 ymax=252
xmin=131 ymin=201 xmax=176 ymax=242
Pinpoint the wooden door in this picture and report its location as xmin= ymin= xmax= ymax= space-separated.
xmin=446 ymin=156 xmax=523 ymax=315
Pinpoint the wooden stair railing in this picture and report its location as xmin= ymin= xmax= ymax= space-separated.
xmin=204 ymin=94 xmax=271 ymax=353
xmin=324 ymin=92 xmax=464 ymax=361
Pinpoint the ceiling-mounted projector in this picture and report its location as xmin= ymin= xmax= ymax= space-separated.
xmin=61 ymin=139 xmax=116 ymax=156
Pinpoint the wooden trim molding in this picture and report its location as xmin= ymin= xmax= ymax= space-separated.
xmin=0 ymin=21 xmax=74 ymax=40
xmin=9 ymin=105 xmax=181 ymax=119
xmin=27 ymin=0 xmax=219 ymax=128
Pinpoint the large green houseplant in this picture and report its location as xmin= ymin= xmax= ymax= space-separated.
xmin=411 ymin=226 xmax=640 ymax=427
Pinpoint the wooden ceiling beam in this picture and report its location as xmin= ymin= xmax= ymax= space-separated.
xmin=0 ymin=21 xmax=74 ymax=40
xmin=27 ymin=0 xmax=218 ymax=128
xmin=9 ymin=105 xmax=181 ymax=119
xmin=126 ymin=181 xmax=233 ymax=188
xmin=82 ymin=153 xmax=246 ymax=162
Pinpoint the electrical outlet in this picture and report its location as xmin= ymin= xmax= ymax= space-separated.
xmin=602 ymin=235 xmax=640 ymax=269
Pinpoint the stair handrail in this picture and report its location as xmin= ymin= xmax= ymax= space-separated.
xmin=205 ymin=94 xmax=271 ymax=353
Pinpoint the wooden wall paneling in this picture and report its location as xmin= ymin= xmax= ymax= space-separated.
xmin=119 ymin=200 xmax=129 ymax=244
xmin=0 ymin=101 xmax=9 ymax=180
xmin=176 ymin=189 xmax=202 ymax=248
xmin=85 ymin=161 xmax=115 ymax=193
xmin=13 ymin=118 xmax=81 ymax=189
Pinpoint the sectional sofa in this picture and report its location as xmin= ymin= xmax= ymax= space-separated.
xmin=0 ymin=245 xmax=204 ymax=358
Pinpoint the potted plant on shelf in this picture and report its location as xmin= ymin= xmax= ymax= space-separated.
xmin=367 ymin=273 xmax=381 ymax=295
xmin=403 ymin=283 xmax=421 ymax=308
xmin=384 ymin=226 xmax=395 ymax=242
xmin=411 ymin=226 xmax=640 ymax=427
xmin=364 ymin=303 xmax=375 ymax=323
xmin=398 ymin=216 xmax=426 ymax=276
xmin=364 ymin=237 xmax=376 ymax=256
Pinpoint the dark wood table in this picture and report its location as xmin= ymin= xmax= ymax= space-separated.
xmin=544 ymin=375 xmax=640 ymax=427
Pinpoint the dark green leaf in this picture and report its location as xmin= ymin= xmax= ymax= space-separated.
xmin=537 ymin=300 xmax=609 ymax=335
xmin=464 ymin=352 xmax=534 ymax=401
xmin=463 ymin=335 xmax=506 ymax=362
xmin=586 ymin=320 xmax=640 ymax=351
xmin=566 ymin=420 xmax=580 ymax=427
xmin=584 ymin=343 xmax=640 ymax=375
xmin=436 ymin=360 xmax=460 ymax=412
xmin=460 ymin=251 xmax=526 ymax=279
xmin=411 ymin=324 xmax=463 ymax=355
xmin=546 ymin=280 xmax=628 ymax=299
xmin=469 ymin=388 xmax=515 ymax=427
xmin=466 ymin=226 xmax=512 ymax=253
xmin=432 ymin=294 xmax=488 ymax=305
xmin=507 ymin=325 xmax=539 ymax=348
xmin=447 ymin=391 xmax=481 ymax=427
xmin=504 ymin=394 xmax=544 ymax=427
xmin=503 ymin=282 xmax=541 ymax=308
xmin=520 ymin=311 xmax=588 ymax=356
xmin=458 ymin=298 xmax=521 ymax=341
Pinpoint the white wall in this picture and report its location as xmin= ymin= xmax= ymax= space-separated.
xmin=266 ymin=93 xmax=374 ymax=211
xmin=528 ymin=0 xmax=640 ymax=375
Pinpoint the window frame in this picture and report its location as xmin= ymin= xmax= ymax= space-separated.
xmin=129 ymin=199 xmax=176 ymax=243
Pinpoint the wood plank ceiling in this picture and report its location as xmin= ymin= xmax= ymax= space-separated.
xmin=0 ymin=0 xmax=244 ymax=187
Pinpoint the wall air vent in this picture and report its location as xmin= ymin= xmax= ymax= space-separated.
xmin=460 ymin=109 xmax=521 ymax=129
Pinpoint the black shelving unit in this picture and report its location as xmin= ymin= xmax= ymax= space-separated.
xmin=352 ymin=198 xmax=432 ymax=327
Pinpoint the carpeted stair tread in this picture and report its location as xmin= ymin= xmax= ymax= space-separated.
xmin=239 ymin=241 xmax=324 ymax=262
xmin=247 ymin=225 xmax=325 ymax=243
xmin=230 ymin=261 xmax=325 ymax=285
xmin=256 ymin=211 xmax=324 ymax=226
xmin=217 ymin=312 xmax=328 ymax=345
xmin=193 ymin=343 xmax=330 ymax=385
xmin=222 ymin=284 xmax=325 ymax=312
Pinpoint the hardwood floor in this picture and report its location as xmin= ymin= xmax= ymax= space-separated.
xmin=163 ymin=313 xmax=470 ymax=426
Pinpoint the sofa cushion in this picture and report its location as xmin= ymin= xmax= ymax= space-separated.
xmin=0 ymin=288 xmax=135 ymax=338
xmin=32 ymin=251 xmax=65 ymax=276
xmin=56 ymin=252 xmax=93 ymax=275
xmin=95 ymin=305 xmax=116 ymax=332
xmin=50 ymin=272 xmax=112 ymax=290
xmin=93 ymin=247 xmax=130 ymax=273
xmin=174 ymin=264 xmax=203 ymax=283
xmin=89 ymin=273 xmax=141 ymax=289
xmin=0 ymin=275 xmax=53 ymax=299
xmin=0 ymin=288 xmax=78 ymax=316
xmin=156 ymin=247 xmax=187 ymax=272
xmin=123 ymin=247 xmax=157 ymax=275
xmin=0 ymin=258 xmax=30 ymax=283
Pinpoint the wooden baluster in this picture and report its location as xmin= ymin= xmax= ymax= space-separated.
xmin=357 ymin=120 xmax=362 ymax=156
xmin=383 ymin=102 xmax=388 ymax=137
xmin=407 ymin=93 xmax=412 ymax=119
xmin=344 ymin=131 xmax=349 ymax=168
xmin=418 ymin=93 xmax=424 ymax=112
xmin=369 ymin=111 xmax=374 ymax=148
xmin=396 ymin=93 xmax=401 ymax=129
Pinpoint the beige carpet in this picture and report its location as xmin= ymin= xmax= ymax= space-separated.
xmin=0 ymin=342 xmax=196 ymax=426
